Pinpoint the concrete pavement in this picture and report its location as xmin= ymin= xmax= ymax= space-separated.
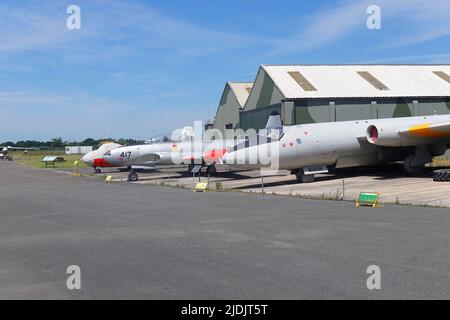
xmin=1 ymin=161 xmax=450 ymax=299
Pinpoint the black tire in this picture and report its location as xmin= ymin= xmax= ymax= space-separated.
xmin=206 ymin=164 xmax=217 ymax=175
xmin=128 ymin=172 xmax=139 ymax=182
xmin=433 ymin=169 xmax=450 ymax=182
xmin=403 ymin=155 xmax=426 ymax=176
xmin=94 ymin=168 xmax=101 ymax=174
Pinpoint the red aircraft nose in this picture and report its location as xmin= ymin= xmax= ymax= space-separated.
xmin=203 ymin=148 xmax=227 ymax=162
xmin=93 ymin=158 xmax=113 ymax=168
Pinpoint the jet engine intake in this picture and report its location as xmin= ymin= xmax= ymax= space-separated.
xmin=366 ymin=124 xmax=404 ymax=147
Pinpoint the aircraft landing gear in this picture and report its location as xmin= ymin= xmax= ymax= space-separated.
xmin=293 ymin=169 xmax=315 ymax=183
xmin=403 ymin=154 xmax=426 ymax=176
xmin=128 ymin=171 xmax=139 ymax=182
xmin=403 ymin=146 xmax=431 ymax=176
xmin=94 ymin=168 xmax=101 ymax=174
xmin=206 ymin=164 xmax=217 ymax=175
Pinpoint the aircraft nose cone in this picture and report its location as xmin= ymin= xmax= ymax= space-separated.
xmin=93 ymin=158 xmax=111 ymax=168
xmin=221 ymin=151 xmax=237 ymax=165
xmin=221 ymin=152 xmax=229 ymax=164
xmin=81 ymin=155 xmax=92 ymax=166
xmin=222 ymin=143 xmax=280 ymax=170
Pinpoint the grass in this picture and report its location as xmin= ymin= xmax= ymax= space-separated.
xmin=9 ymin=150 xmax=88 ymax=170
xmin=291 ymin=189 xmax=343 ymax=201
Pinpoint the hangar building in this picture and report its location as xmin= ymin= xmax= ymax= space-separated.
xmin=236 ymin=65 xmax=450 ymax=131
xmin=213 ymin=82 xmax=253 ymax=135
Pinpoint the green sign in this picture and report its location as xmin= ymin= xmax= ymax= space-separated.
xmin=356 ymin=192 xmax=380 ymax=208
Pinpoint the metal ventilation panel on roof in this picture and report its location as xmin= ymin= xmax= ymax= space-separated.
xmin=357 ymin=71 xmax=389 ymax=91
xmin=287 ymin=71 xmax=317 ymax=91
xmin=433 ymin=71 xmax=450 ymax=84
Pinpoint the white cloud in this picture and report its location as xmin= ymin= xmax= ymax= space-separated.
xmin=262 ymin=0 xmax=450 ymax=57
xmin=2 ymin=0 xmax=447 ymax=63
xmin=0 ymin=0 xmax=257 ymax=62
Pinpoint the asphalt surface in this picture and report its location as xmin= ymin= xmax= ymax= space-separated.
xmin=1 ymin=161 xmax=450 ymax=299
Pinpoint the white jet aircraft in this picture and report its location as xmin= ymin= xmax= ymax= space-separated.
xmin=222 ymin=112 xmax=450 ymax=183
xmin=81 ymin=142 xmax=123 ymax=173
xmin=0 ymin=146 xmax=39 ymax=160
xmin=102 ymin=137 xmax=239 ymax=181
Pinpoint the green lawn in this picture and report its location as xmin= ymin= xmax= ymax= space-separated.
xmin=9 ymin=150 xmax=88 ymax=169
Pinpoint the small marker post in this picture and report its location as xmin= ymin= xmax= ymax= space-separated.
xmin=261 ymin=175 xmax=265 ymax=195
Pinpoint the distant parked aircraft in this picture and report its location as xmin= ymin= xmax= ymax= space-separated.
xmin=81 ymin=127 xmax=196 ymax=175
xmin=103 ymin=137 xmax=240 ymax=181
xmin=0 ymin=146 xmax=39 ymax=160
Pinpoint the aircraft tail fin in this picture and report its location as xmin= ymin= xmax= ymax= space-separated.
xmin=265 ymin=111 xmax=282 ymax=130
xmin=264 ymin=111 xmax=283 ymax=138
xmin=180 ymin=126 xmax=194 ymax=141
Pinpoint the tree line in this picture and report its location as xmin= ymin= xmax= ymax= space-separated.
xmin=1 ymin=137 xmax=146 ymax=149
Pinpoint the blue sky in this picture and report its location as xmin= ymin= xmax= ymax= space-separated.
xmin=1 ymin=0 xmax=449 ymax=141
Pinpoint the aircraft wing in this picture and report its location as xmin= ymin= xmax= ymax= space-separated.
xmin=400 ymin=122 xmax=450 ymax=139
xmin=367 ymin=121 xmax=450 ymax=147
xmin=1 ymin=146 xmax=39 ymax=151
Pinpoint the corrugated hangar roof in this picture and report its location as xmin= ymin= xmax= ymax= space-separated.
xmin=228 ymin=82 xmax=253 ymax=107
xmin=262 ymin=65 xmax=450 ymax=99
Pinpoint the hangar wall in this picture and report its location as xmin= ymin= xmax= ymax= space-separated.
xmin=244 ymin=69 xmax=284 ymax=111
xmin=240 ymin=98 xmax=450 ymax=132
xmin=239 ymin=103 xmax=281 ymax=131
xmin=213 ymin=82 xmax=253 ymax=136
xmin=292 ymin=97 xmax=450 ymax=125
xmin=214 ymin=84 xmax=240 ymax=133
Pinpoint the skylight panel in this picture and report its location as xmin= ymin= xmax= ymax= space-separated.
xmin=357 ymin=71 xmax=389 ymax=91
xmin=287 ymin=71 xmax=317 ymax=91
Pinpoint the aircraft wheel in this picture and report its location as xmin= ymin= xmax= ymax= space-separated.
xmin=94 ymin=168 xmax=101 ymax=174
xmin=433 ymin=169 xmax=450 ymax=182
xmin=403 ymin=155 xmax=426 ymax=176
xmin=295 ymin=170 xmax=315 ymax=183
xmin=206 ymin=164 xmax=217 ymax=175
xmin=128 ymin=172 xmax=139 ymax=182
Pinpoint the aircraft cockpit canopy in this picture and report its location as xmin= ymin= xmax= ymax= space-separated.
xmin=146 ymin=134 xmax=173 ymax=144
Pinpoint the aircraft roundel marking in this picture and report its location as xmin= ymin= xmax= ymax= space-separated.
xmin=304 ymin=131 xmax=308 ymax=135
